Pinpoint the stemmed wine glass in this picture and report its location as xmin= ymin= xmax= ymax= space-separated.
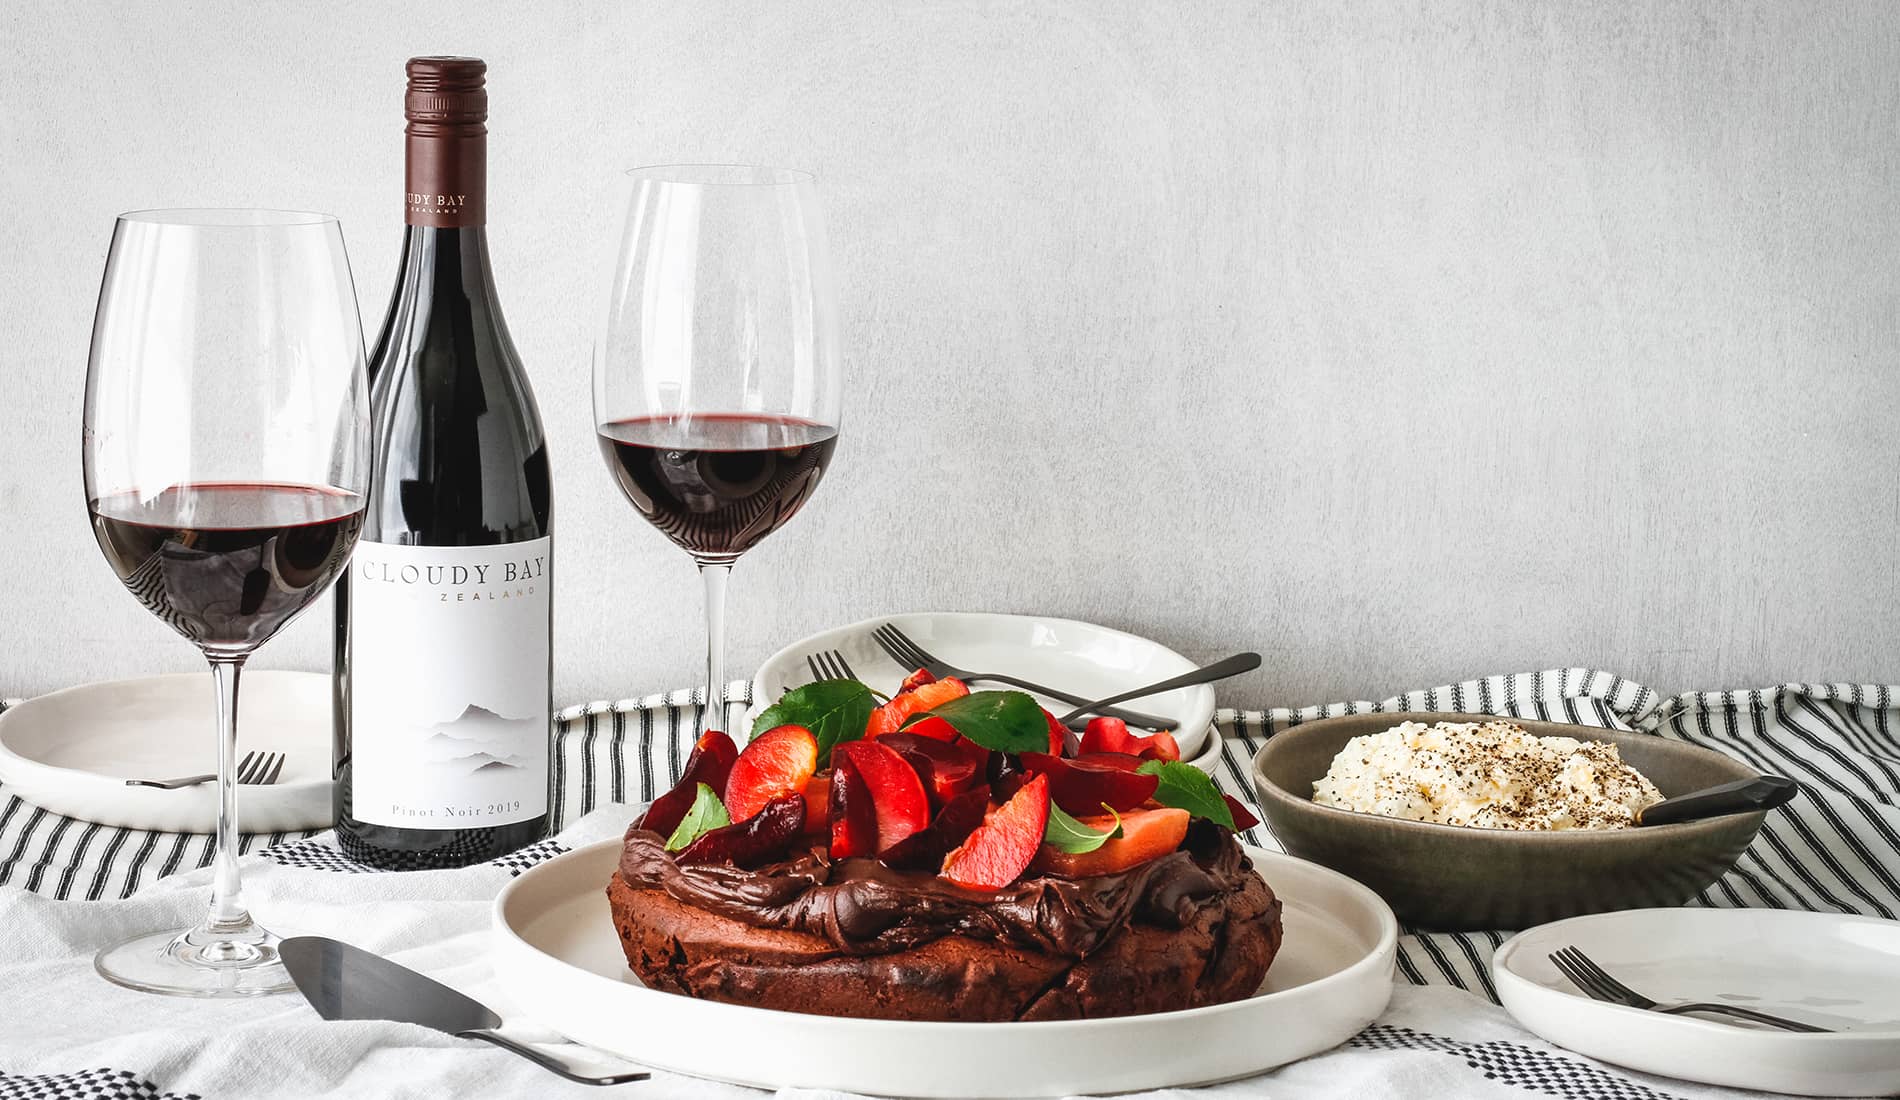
xmin=83 ymin=209 xmax=370 ymax=995
xmin=594 ymin=166 xmax=842 ymax=731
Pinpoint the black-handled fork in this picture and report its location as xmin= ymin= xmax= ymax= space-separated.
xmin=127 ymin=750 xmax=287 ymax=789
xmin=870 ymin=623 xmax=1176 ymax=730
xmin=1549 ymin=946 xmax=1830 ymax=1032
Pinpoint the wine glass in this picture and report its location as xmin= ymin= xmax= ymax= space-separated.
xmin=83 ymin=209 xmax=370 ymax=996
xmin=594 ymin=166 xmax=843 ymax=732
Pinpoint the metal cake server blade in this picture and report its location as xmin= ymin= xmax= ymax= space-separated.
xmin=280 ymin=936 xmax=647 ymax=1086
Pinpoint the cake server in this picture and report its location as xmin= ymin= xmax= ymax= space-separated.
xmin=280 ymin=936 xmax=647 ymax=1086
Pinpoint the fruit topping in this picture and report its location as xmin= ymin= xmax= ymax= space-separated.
xmin=987 ymin=748 xmax=1029 ymax=802
xmin=663 ymin=783 xmax=730 ymax=851
xmin=1074 ymin=751 xmax=1145 ymax=772
xmin=1019 ymin=751 xmax=1160 ymax=814
xmin=1080 ymin=716 xmax=1180 ymax=760
xmin=801 ymin=770 xmax=832 ymax=837
xmin=1032 ymin=806 xmax=1190 ymax=878
xmin=1223 ymin=794 xmax=1261 ymax=831
xmin=724 ymin=724 xmax=820 ymax=823
xmin=637 ymin=729 xmax=740 ymax=835
xmin=829 ymin=754 xmax=879 ymax=858
xmin=866 ymin=676 xmax=971 ymax=736
xmin=940 ymin=773 xmax=1051 ymax=891
xmin=896 ymin=715 xmax=960 ymax=743
xmin=834 ymin=740 xmax=930 ymax=852
xmin=877 ymin=788 xmax=989 ymax=871
xmin=1041 ymin=707 xmax=1067 ymax=755
xmin=747 ymin=679 xmax=877 ymax=759
xmin=1137 ymin=760 xmax=1238 ymax=829
xmin=675 ymin=794 xmax=806 ymax=868
xmin=878 ymin=731 xmax=984 ymax=806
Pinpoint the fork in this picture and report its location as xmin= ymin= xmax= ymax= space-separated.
xmin=126 ymin=750 xmax=288 ymax=790
xmin=869 ymin=623 xmax=1174 ymax=730
xmin=807 ymin=651 xmax=860 ymax=683
xmin=1548 ymin=946 xmax=1830 ymax=1033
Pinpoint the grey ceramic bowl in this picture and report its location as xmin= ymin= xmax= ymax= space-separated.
xmin=1252 ymin=712 xmax=1769 ymax=931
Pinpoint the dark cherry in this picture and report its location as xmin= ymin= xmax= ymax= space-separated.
xmin=878 ymin=731 xmax=983 ymax=807
xmin=1223 ymin=794 xmax=1261 ymax=831
xmin=1019 ymin=751 xmax=1160 ymax=814
xmin=829 ymin=753 xmax=879 ymax=859
xmin=877 ymin=788 xmax=990 ymax=871
xmin=675 ymin=794 xmax=805 ymax=868
xmin=637 ymin=730 xmax=740 ymax=836
xmin=1073 ymin=751 xmax=1145 ymax=772
xmin=988 ymin=750 xmax=1029 ymax=802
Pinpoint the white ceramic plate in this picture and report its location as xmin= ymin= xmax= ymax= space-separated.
xmin=1495 ymin=908 xmax=1900 ymax=1097
xmin=752 ymin=611 xmax=1219 ymax=763
xmin=0 ymin=672 xmax=334 ymax=832
xmin=492 ymin=839 xmax=1395 ymax=1097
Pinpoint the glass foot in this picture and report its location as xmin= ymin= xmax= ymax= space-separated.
xmin=95 ymin=920 xmax=298 ymax=997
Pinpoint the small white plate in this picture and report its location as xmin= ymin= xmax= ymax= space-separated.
xmin=1495 ymin=908 xmax=1900 ymax=1097
xmin=493 ymin=840 xmax=1396 ymax=1097
xmin=752 ymin=611 xmax=1219 ymax=762
xmin=0 ymin=672 xmax=334 ymax=833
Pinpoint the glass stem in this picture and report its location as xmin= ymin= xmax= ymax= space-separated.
xmin=699 ymin=563 xmax=731 ymax=733
xmin=205 ymin=656 xmax=252 ymax=932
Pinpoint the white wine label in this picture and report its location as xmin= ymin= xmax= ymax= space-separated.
xmin=348 ymin=537 xmax=551 ymax=829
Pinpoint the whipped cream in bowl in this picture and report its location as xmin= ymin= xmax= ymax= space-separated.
xmin=1250 ymin=711 xmax=1770 ymax=929
xmin=1310 ymin=720 xmax=1664 ymax=831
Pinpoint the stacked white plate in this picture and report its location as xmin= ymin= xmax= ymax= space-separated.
xmin=0 ymin=671 xmax=334 ymax=832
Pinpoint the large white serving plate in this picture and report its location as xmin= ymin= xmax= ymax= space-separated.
xmin=493 ymin=839 xmax=1396 ymax=1097
xmin=752 ymin=611 xmax=1220 ymax=763
xmin=1495 ymin=908 xmax=1900 ymax=1097
xmin=0 ymin=672 xmax=333 ymax=832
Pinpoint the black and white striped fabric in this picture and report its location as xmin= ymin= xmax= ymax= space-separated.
xmin=4 ymin=669 xmax=1896 ymax=1008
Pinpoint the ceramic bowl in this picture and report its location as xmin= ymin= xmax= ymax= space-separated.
xmin=1251 ymin=712 xmax=1770 ymax=930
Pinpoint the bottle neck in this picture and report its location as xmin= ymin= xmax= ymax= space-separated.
xmin=390 ymin=224 xmax=497 ymax=317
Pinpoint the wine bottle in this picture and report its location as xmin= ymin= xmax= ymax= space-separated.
xmin=333 ymin=56 xmax=553 ymax=869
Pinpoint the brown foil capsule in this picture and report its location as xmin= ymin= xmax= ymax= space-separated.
xmin=404 ymin=56 xmax=486 ymax=228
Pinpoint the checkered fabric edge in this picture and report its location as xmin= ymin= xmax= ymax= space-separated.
xmin=258 ymin=836 xmax=568 ymax=876
xmin=1348 ymin=1025 xmax=1681 ymax=1100
xmin=0 ymin=1067 xmax=199 ymax=1100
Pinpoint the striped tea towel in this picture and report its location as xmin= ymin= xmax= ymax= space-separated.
xmin=1 ymin=669 xmax=1895 ymax=1100
xmin=5 ymin=668 xmax=1898 ymax=1003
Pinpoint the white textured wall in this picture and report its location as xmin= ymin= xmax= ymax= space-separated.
xmin=2 ymin=1 xmax=1896 ymax=708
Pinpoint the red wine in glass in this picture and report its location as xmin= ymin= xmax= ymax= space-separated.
xmin=597 ymin=413 xmax=839 ymax=560
xmin=90 ymin=482 xmax=365 ymax=652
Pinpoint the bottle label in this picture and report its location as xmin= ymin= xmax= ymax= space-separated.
xmin=405 ymin=132 xmax=485 ymax=228
xmin=348 ymin=537 xmax=551 ymax=829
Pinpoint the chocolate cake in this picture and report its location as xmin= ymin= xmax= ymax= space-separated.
xmin=606 ymin=822 xmax=1283 ymax=1021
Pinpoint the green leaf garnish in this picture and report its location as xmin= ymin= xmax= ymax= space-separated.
xmin=925 ymin=690 xmax=1049 ymax=753
xmin=751 ymin=678 xmax=877 ymax=758
xmin=1136 ymin=760 xmax=1237 ymax=829
xmin=1043 ymin=802 xmax=1124 ymax=853
xmin=664 ymin=784 xmax=730 ymax=851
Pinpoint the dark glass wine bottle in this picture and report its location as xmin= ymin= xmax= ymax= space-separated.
xmin=333 ymin=56 xmax=553 ymax=869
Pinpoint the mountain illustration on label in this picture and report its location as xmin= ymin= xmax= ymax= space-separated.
xmin=418 ymin=703 xmax=540 ymax=772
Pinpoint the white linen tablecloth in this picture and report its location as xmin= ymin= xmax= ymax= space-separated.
xmin=2 ymin=667 xmax=1896 ymax=1100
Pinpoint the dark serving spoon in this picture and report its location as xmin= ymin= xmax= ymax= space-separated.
xmin=1637 ymin=775 xmax=1798 ymax=827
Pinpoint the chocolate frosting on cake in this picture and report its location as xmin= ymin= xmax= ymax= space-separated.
xmin=616 ymin=822 xmax=1256 ymax=957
